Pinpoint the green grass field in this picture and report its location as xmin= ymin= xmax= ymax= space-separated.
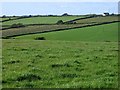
xmin=2 ymin=16 xmax=119 ymax=38
xmin=2 ymin=40 xmax=118 ymax=88
xmin=0 ymin=17 xmax=17 ymax=22
xmin=2 ymin=16 xmax=119 ymax=88
xmin=76 ymin=16 xmax=118 ymax=24
xmin=2 ymin=24 xmax=91 ymax=38
xmin=15 ymin=22 xmax=118 ymax=42
xmin=0 ymin=18 xmax=9 ymax=22
xmin=2 ymin=16 xmax=83 ymax=26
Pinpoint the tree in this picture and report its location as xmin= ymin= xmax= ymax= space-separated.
xmin=2 ymin=15 xmax=6 ymax=18
xmin=62 ymin=13 xmax=69 ymax=16
xmin=56 ymin=20 xmax=64 ymax=24
xmin=29 ymin=15 xmax=32 ymax=17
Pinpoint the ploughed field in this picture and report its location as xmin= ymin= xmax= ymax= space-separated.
xmin=2 ymin=15 xmax=119 ymax=88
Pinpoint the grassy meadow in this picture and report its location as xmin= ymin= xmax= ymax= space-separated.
xmin=76 ymin=16 xmax=118 ymax=24
xmin=2 ymin=15 xmax=119 ymax=88
xmin=15 ymin=22 xmax=118 ymax=42
xmin=2 ymin=16 xmax=83 ymax=26
xmin=2 ymin=40 xmax=118 ymax=88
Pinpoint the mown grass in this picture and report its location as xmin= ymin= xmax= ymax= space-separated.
xmin=2 ymin=16 xmax=83 ymax=26
xmin=15 ymin=22 xmax=118 ymax=42
xmin=2 ymin=40 xmax=118 ymax=88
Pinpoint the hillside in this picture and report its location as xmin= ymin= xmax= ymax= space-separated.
xmin=1 ymin=16 xmax=119 ymax=38
xmin=2 ymin=16 xmax=84 ymax=26
xmin=2 ymin=15 xmax=119 ymax=88
xmin=14 ymin=22 xmax=118 ymax=42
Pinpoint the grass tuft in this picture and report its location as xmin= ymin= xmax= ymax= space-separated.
xmin=17 ymin=73 xmax=41 ymax=82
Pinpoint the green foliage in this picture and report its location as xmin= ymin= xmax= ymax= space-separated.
xmin=2 ymin=15 xmax=6 ymax=18
xmin=34 ymin=37 xmax=46 ymax=40
xmin=62 ymin=13 xmax=69 ymax=16
xmin=64 ymin=21 xmax=77 ymax=24
xmin=56 ymin=20 xmax=64 ymax=24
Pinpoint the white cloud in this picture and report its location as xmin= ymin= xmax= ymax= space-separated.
xmin=0 ymin=0 xmax=119 ymax=2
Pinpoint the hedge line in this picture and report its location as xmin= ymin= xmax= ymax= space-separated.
xmin=2 ymin=21 xmax=119 ymax=39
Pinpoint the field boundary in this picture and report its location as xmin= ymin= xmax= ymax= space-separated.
xmin=1 ymin=15 xmax=85 ymax=23
xmin=2 ymin=21 xmax=119 ymax=39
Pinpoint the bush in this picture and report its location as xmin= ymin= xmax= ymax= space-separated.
xmin=65 ymin=21 xmax=76 ymax=24
xmin=17 ymin=73 xmax=41 ymax=81
xmin=56 ymin=20 xmax=64 ymax=24
xmin=10 ymin=23 xmax=25 ymax=28
xmin=34 ymin=37 xmax=46 ymax=40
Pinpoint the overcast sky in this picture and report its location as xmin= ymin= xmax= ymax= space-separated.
xmin=0 ymin=1 xmax=119 ymax=16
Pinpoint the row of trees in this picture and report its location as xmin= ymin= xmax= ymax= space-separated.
xmin=1 ymin=13 xmax=72 ymax=18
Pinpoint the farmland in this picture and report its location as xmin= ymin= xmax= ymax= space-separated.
xmin=2 ymin=15 xmax=119 ymax=88
xmin=75 ymin=16 xmax=118 ymax=24
xmin=2 ymin=40 xmax=118 ymax=88
xmin=1 ymin=16 xmax=119 ymax=38
xmin=2 ymin=16 xmax=84 ymax=26
xmin=15 ymin=22 xmax=118 ymax=42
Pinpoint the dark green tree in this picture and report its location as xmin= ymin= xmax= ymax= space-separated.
xmin=56 ymin=20 xmax=64 ymax=24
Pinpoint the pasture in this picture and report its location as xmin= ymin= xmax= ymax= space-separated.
xmin=75 ymin=16 xmax=118 ymax=24
xmin=2 ymin=24 xmax=90 ymax=38
xmin=15 ymin=22 xmax=118 ymax=42
xmin=2 ymin=40 xmax=118 ymax=88
xmin=2 ymin=15 xmax=119 ymax=88
xmin=2 ymin=16 xmax=83 ymax=26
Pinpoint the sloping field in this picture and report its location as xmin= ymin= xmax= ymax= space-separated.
xmin=75 ymin=16 xmax=118 ymax=24
xmin=0 ymin=18 xmax=9 ymax=22
xmin=2 ymin=40 xmax=118 ymax=88
xmin=2 ymin=21 xmax=119 ymax=38
xmin=2 ymin=24 xmax=91 ymax=38
xmin=15 ymin=22 xmax=118 ymax=42
xmin=2 ymin=17 xmax=119 ymax=88
xmin=2 ymin=16 xmax=83 ymax=26
xmin=2 ymin=16 xmax=119 ymax=38
xmin=0 ymin=17 xmax=17 ymax=22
